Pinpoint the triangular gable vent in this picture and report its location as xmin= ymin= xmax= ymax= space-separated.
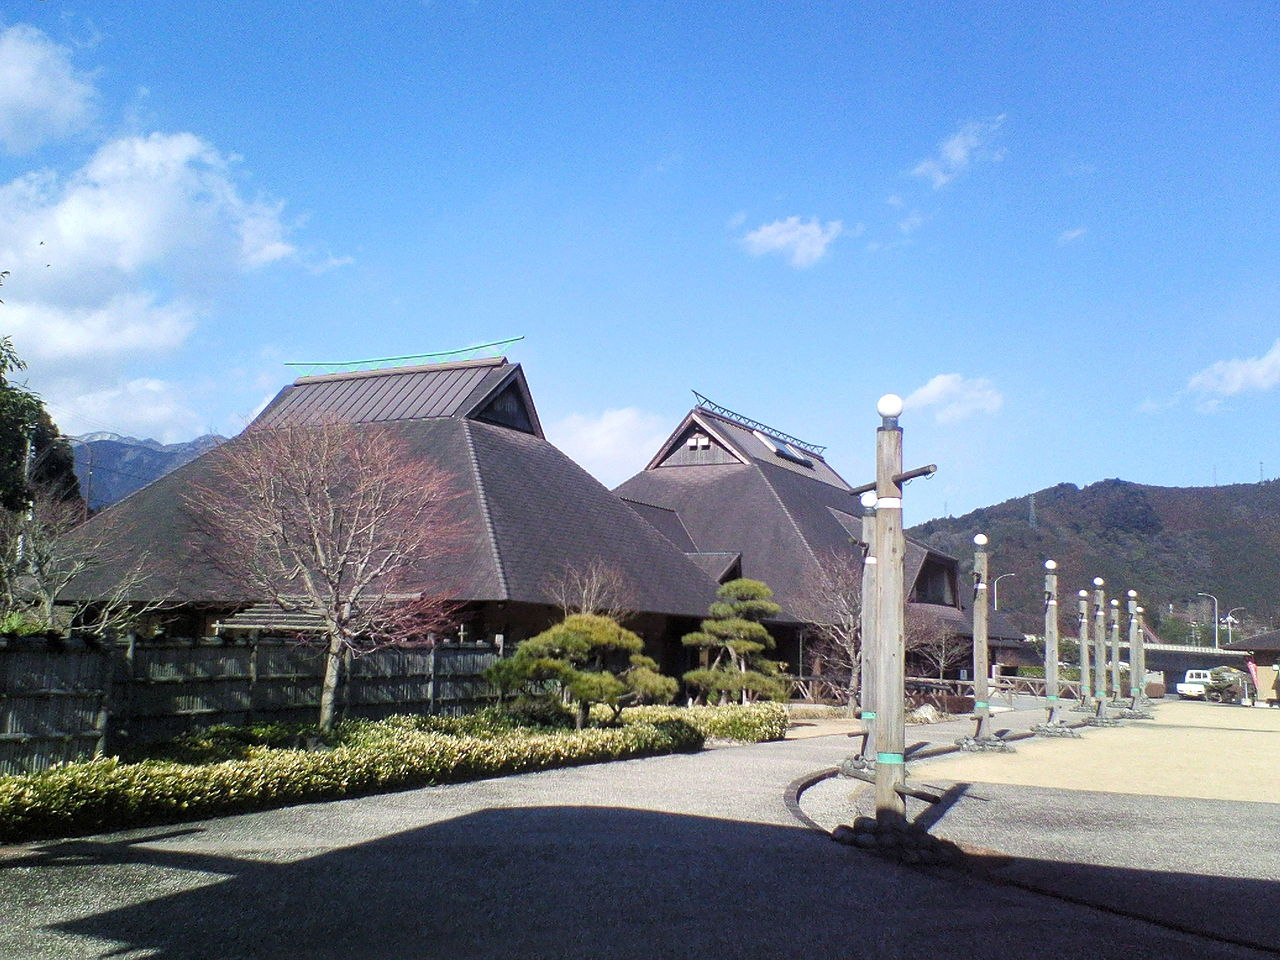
xmin=473 ymin=382 xmax=536 ymax=435
xmin=656 ymin=422 xmax=739 ymax=468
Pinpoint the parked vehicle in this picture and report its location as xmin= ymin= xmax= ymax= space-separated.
xmin=1176 ymin=667 xmax=1249 ymax=703
xmin=1176 ymin=669 xmax=1213 ymax=699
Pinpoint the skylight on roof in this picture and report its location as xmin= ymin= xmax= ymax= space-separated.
xmin=752 ymin=429 xmax=813 ymax=468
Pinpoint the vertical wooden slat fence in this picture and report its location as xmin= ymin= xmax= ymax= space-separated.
xmin=0 ymin=639 xmax=498 ymax=775
xmin=0 ymin=645 xmax=110 ymax=776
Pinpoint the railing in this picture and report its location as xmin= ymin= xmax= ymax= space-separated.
xmin=789 ymin=673 xmax=1087 ymax=707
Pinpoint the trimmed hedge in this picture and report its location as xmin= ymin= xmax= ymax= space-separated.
xmin=0 ymin=717 xmax=703 ymax=842
xmin=0 ymin=704 xmax=787 ymax=842
xmin=618 ymin=702 xmax=790 ymax=743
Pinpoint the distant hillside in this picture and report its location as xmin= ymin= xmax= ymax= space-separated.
xmin=70 ymin=434 xmax=226 ymax=511
xmin=908 ymin=479 xmax=1280 ymax=638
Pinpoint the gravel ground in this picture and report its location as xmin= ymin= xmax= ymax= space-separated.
xmin=3 ymin=705 xmax=1276 ymax=959
xmin=802 ymin=699 xmax=1280 ymax=955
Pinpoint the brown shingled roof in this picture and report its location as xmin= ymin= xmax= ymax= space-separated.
xmin=252 ymin=358 xmax=542 ymax=436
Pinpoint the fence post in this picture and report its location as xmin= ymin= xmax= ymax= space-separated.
xmin=428 ymin=645 xmax=438 ymax=715
xmin=120 ymin=631 xmax=138 ymax=747
xmin=248 ymin=639 xmax=259 ymax=724
xmin=93 ymin=643 xmax=113 ymax=759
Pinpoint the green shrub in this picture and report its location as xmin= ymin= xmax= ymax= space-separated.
xmin=125 ymin=722 xmax=334 ymax=764
xmin=490 ymin=697 xmax=577 ymax=730
xmin=616 ymin=702 xmax=789 ymax=743
xmin=0 ymin=717 xmax=704 ymax=843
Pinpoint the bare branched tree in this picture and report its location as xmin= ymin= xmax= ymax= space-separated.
xmin=188 ymin=420 xmax=468 ymax=731
xmin=2 ymin=493 xmax=170 ymax=636
xmin=545 ymin=558 xmax=636 ymax=623
xmin=905 ymin=607 xmax=970 ymax=680
xmin=795 ymin=548 xmax=863 ymax=707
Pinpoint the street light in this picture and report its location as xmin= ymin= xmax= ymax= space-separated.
xmin=1226 ymin=607 xmax=1245 ymax=647
xmin=992 ymin=572 xmax=1016 ymax=611
xmin=1197 ymin=592 xmax=1220 ymax=648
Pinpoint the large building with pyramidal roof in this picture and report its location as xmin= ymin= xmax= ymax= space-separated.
xmin=60 ymin=362 xmax=1027 ymax=689
xmin=59 ymin=356 xmax=721 ymax=673
xmin=613 ymin=394 xmax=1026 ymax=676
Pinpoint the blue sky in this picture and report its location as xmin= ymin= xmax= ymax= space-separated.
xmin=2 ymin=1 xmax=1279 ymax=524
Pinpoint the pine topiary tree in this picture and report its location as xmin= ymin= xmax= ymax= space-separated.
xmin=682 ymin=578 xmax=789 ymax=704
xmin=488 ymin=613 xmax=677 ymax=728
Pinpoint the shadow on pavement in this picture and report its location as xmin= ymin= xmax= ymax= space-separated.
xmin=13 ymin=805 xmax=1275 ymax=960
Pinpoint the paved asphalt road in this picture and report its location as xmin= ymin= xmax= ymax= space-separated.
xmin=3 ymin=709 xmax=1277 ymax=960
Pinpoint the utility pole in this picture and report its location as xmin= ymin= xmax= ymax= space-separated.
xmin=840 ymin=395 xmax=938 ymax=828
xmin=1089 ymin=578 xmax=1120 ymax=726
xmin=1092 ymin=579 xmax=1108 ymax=719
xmin=852 ymin=489 xmax=879 ymax=768
xmin=835 ymin=398 xmax=942 ymax=857
xmin=1035 ymin=560 xmax=1078 ymax=736
xmin=1074 ymin=589 xmax=1092 ymax=712
xmin=1109 ymin=598 xmax=1121 ymax=701
xmin=1197 ymin=592 xmax=1220 ymax=648
xmin=992 ymin=572 xmax=1015 ymax=611
xmin=872 ymin=394 xmax=907 ymax=826
xmin=1120 ymin=590 xmax=1153 ymax=719
xmin=957 ymin=535 xmax=1008 ymax=751
xmin=971 ymin=535 xmax=991 ymax=738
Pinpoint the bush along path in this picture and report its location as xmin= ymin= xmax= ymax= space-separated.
xmin=0 ymin=703 xmax=788 ymax=843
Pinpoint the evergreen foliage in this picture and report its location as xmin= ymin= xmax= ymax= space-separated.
xmin=487 ymin=613 xmax=678 ymax=728
xmin=682 ymin=578 xmax=788 ymax=703
xmin=0 ymin=338 xmax=81 ymax=510
xmin=0 ymin=337 xmax=45 ymax=512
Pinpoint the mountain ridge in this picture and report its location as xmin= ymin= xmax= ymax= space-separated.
xmin=908 ymin=477 xmax=1280 ymax=639
xmin=70 ymin=434 xmax=227 ymax=511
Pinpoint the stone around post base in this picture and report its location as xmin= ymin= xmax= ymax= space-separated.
xmin=1069 ymin=702 xmax=1095 ymax=713
xmin=954 ymin=735 xmax=1014 ymax=752
xmin=831 ymin=816 xmax=963 ymax=866
xmin=838 ymin=755 xmax=875 ymax=777
xmin=1084 ymin=715 xmax=1123 ymax=726
xmin=1116 ymin=706 xmax=1154 ymax=720
xmin=1032 ymin=720 xmax=1082 ymax=738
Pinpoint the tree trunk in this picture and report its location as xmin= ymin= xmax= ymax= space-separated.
xmin=846 ymin=662 xmax=860 ymax=711
xmin=318 ymin=632 xmax=344 ymax=732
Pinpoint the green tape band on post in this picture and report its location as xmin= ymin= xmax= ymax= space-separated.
xmin=876 ymin=753 xmax=905 ymax=765
xmin=861 ymin=711 xmax=877 ymax=720
xmin=1096 ymin=690 xmax=1106 ymax=697
xmin=1045 ymin=695 xmax=1059 ymax=702
xmin=974 ymin=701 xmax=989 ymax=709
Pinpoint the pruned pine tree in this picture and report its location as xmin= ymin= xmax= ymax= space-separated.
xmin=490 ymin=613 xmax=676 ymax=728
xmin=682 ymin=578 xmax=788 ymax=704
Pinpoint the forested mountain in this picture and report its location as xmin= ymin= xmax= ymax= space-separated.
xmin=70 ymin=434 xmax=226 ymax=511
xmin=909 ymin=479 xmax=1280 ymax=639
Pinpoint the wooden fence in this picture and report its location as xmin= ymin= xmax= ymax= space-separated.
xmin=0 ymin=638 xmax=497 ymax=775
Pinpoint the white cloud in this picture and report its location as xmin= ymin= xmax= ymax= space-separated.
xmin=0 ymin=25 xmax=97 ymax=153
xmin=904 ymin=373 xmax=1003 ymax=423
xmin=45 ymin=377 xmax=206 ymax=443
xmin=1188 ymin=339 xmax=1280 ymax=400
xmin=3 ymin=294 xmax=194 ymax=363
xmin=546 ymin=408 xmax=670 ymax=488
xmin=898 ymin=211 xmax=926 ymax=235
xmin=0 ymin=131 xmax=296 ymax=366
xmin=910 ymin=115 xmax=1006 ymax=189
xmin=741 ymin=216 xmax=843 ymax=268
xmin=1058 ymin=226 xmax=1087 ymax=244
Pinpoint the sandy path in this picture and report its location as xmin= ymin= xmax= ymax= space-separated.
xmin=916 ymin=699 xmax=1280 ymax=802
